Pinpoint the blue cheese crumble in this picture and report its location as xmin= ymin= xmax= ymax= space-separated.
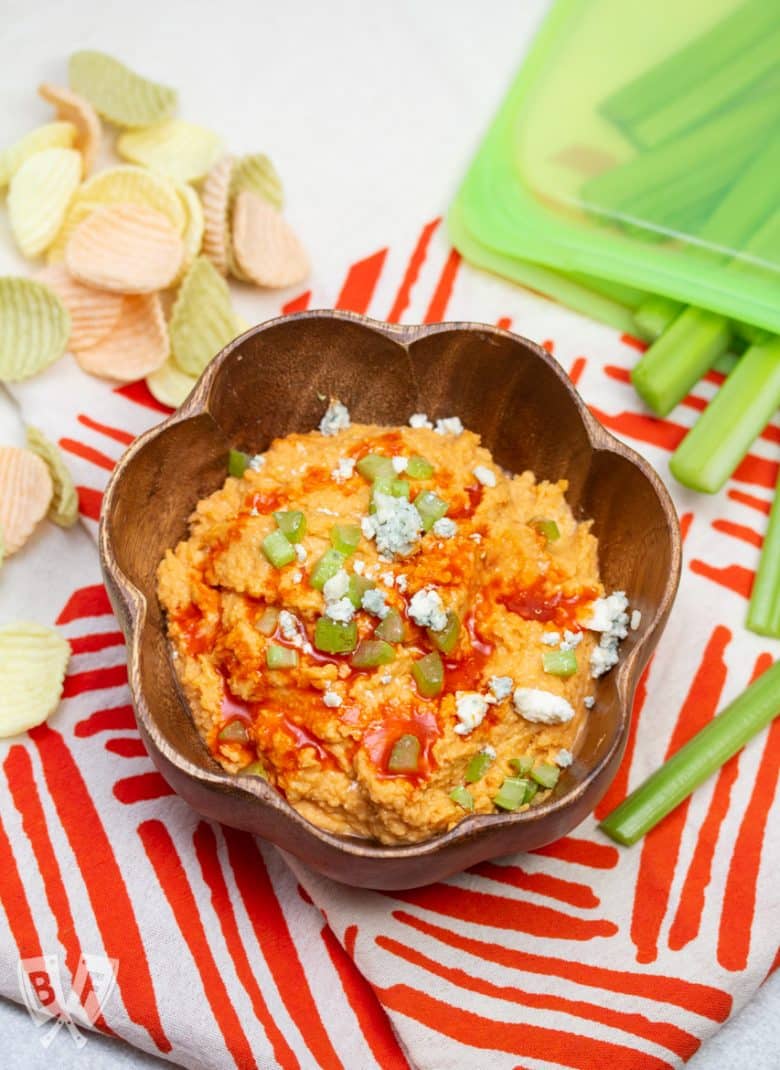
xmin=513 ymin=687 xmax=575 ymax=725
xmin=488 ymin=675 xmax=513 ymax=701
xmin=454 ymin=692 xmax=489 ymax=735
xmin=319 ymin=400 xmax=350 ymax=436
xmin=432 ymin=517 xmax=457 ymax=538
xmin=585 ymin=592 xmax=630 ymax=678
xmin=408 ymin=586 xmax=447 ymax=632
xmin=362 ymin=491 xmax=422 ymax=558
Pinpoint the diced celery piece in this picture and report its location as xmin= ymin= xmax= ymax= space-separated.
xmin=375 ymin=607 xmax=404 ymax=643
xmin=494 ymin=776 xmax=531 ymax=811
xmin=530 ymin=517 xmax=561 ymax=542
xmin=387 ymin=734 xmax=420 ymax=772
xmin=391 ymin=479 xmax=410 ymax=498
xmin=449 ymin=785 xmax=474 ymax=810
xmin=309 ymin=549 xmax=346 ymax=590
xmin=542 ymin=650 xmax=578 ymax=677
xmin=414 ymin=490 xmax=449 ymax=531
xmin=350 ymin=639 xmax=395 ymax=668
xmin=273 ymin=510 xmax=307 ymax=543
xmin=524 ymin=780 xmax=539 ymax=803
xmin=228 ymin=449 xmax=250 ymax=477
xmin=347 ymin=574 xmax=375 ymax=608
xmin=406 ymin=455 xmax=434 ymax=479
xmin=412 ymin=651 xmax=444 ymax=697
xmin=262 ymin=529 xmax=296 ymax=568
xmin=330 ymin=523 xmax=361 ymax=556
xmin=357 ymin=454 xmax=395 ymax=482
xmin=266 ymin=644 xmax=299 ymax=669
xmin=256 ymin=606 xmax=279 ymax=636
xmin=313 ymin=616 xmax=357 ymax=654
xmin=427 ymin=611 xmax=460 ymax=655
xmin=240 ymin=760 xmax=267 ymax=778
xmin=218 ymin=720 xmax=250 ymax=744
xmin=464 ymin=750 xmax=493 ymax=783
xmin=509 ymin=755 xmax=534 ymax=776
xmin=531 ymin=762 xmax=560 ymax=789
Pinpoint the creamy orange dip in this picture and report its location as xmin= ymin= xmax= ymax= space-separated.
xmin=157 ymin=404 xmax=632 ymax=844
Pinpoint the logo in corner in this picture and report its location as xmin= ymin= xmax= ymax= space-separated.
xmin=18 ymin=953 xmax=118 ymax=1049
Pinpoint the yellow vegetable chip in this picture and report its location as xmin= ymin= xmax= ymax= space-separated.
xmin=25 ymin=427 xmax=79 ymax=528
xmin=0 ymin=447 xmax=54 ymax=555
xmin=47 ymin=165 xmax=186 ymax=264
xmin=0 ymin=121 xmax=76 ymax=189
xmin=8 ymin=148 xmax=82 ymax=259
xmin=201 ymin=155 xmax=234 ymax=276
xmin=38 ymin=82 xmax=102 ymax=174
xmin=231 ymin=192 xmax=309 ymax=289
xmin=169 ymin=255 xmax=242 ymax=376
xmin=146 ymin=358 xmax=198 ymax=409
xmin=66 ymin=202 xmax=184 ymax=294
xmin=68 ymin=50 xmax=177 ymax=128
xmin=118 ymin=119 xmax=222 ymax=183
xmin=75 ymin=293 xmax=168 ymax=382
xmin=36 ymin=265 xmax=123 ymax=351
xmin=230 ymin=153 xmax=283 ymax=210
xmin=0 ymin=622 xmax=70 ymax=738
xmin=0 ymin=277 xmax=70 ymax=382
xmin=174 ymin=181 xmax=205 ymax=280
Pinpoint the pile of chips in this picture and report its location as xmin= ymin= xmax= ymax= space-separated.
xmin=0 ymin=50 xmax=310 ymax=736
xmin=0 ymin=48 xmax=309 ymax=404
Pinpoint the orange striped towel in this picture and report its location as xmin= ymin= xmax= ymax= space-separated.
xmin=3 ymin=219 xmax=777 ymax=1068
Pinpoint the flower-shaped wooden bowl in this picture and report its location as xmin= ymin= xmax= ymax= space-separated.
xmin=100 ymin=312 xmax=681 ymax=889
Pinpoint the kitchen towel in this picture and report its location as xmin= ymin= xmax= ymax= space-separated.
xmin=2 ymin=217 xmax=779 ymax=1070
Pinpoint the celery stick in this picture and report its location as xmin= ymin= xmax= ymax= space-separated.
xmin=670 ymin=337 xmax=780 ymax=493
xmin=633 ymin=296 xmax=683 ymax=342
xmin=601 ymin=0 xmax=776 ymax=131
xmin=747 ymin=471 xmax=780 ymax=638
xmin=583 ymin=93 xmax=780 ymax=221
xmin=630 ymin=27 xmax=780 ymax=149
xmin=600 ymin=659 xmax=780 ymax=846
xmin=632 ymin=307 xmax=732 ymax=416
xmin=694 ymin=135 xmax=780 ymax=256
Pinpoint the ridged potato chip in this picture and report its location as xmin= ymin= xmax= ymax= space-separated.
xmin=201 ymin=155 xmax=234 ymax=275
xmin=25 ymin=427 xmax=79 ymax=528
xmin=8 ymin=148 xmax=82 ymax=259
xmin=68 ymin=50 xmax=177 ymax=128
xmin=231 ymin=192 xmax=310 ymax=288
xmin=118 ymin=120 xmax=222 ymax=183
xmin=36 ymin=265 xmax=123 ymax=351
xmin=0 ymin=447 xmax=54 ymax=554
xmin=0 ymin=121 xmax=76 ymax=189
xmin=66 ymin=203 xmax=183 ymax=293
xmin=0 ymin=621 xmax=70 ymax=737
xmin=146 ymin=358 xmax=198 ymax=408
xmin=38 ymin=82 xmax=102 ymax=174
xmin=169 ymin=256 xmax=241 ymax=376
xmin=174 ymin=181 xmax=205 ymax=280
xmin=47 ymin=165 xmax=186 ymax=264
xmin=0 ymin=277 xmax=70 ymax=382
xmin=230 ymin=153 xmax=283 ymax=210
xmin=75 ymin=293 xmax=168 ymax=381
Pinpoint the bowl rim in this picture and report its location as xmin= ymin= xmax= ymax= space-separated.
xmin=99 ymin=310 xmax=682 ymax=861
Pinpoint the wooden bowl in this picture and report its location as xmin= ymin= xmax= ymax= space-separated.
xmin=100 ymin=312 xmax=680 ymax=889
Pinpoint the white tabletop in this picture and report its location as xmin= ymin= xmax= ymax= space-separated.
xmin=1 ymin=0 xmax=778 ymax=1065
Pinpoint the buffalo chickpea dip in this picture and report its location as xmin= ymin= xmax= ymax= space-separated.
xmin=157 ymin=401 xmax=639 ymax=844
